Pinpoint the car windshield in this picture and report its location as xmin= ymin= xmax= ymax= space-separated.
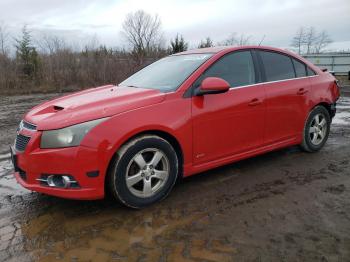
xmin=119 ymin=53 xmax=213 ymax=91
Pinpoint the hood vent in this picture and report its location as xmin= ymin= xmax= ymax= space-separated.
xmin=53 ymin=105 xmax=64 ymax=111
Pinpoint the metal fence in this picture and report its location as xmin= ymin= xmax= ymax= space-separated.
xmin=303 ymin=53 xmax=350 ymax=76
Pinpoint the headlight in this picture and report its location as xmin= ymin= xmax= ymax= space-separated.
xmin=40 ymin=118 xmax=108 ymax=149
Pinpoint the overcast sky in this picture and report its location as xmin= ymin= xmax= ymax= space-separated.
xmin=1 ymin=0 xmax=349 ymax=51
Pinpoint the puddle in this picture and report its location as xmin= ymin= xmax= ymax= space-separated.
xmin=21 ymin=207 xmax=211 ymax=261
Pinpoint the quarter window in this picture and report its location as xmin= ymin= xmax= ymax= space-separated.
xmin=202 ymin=51 xmax=256 ymax=87
xmin=259 ymin=51 xmax=295 ymax=81
xmin=292 ymin=59 xmax=307 ymax=77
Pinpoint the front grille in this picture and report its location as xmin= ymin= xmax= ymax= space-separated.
xmin=15 ymin=134 xmax=31 ymax=151
xmin=22 ymin=121 xmax=37 ymax=131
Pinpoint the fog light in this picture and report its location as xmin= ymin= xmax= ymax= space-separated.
xmin=47 ymin=175 xmax=71 ymax=188
xmin=37 ymin=175 xmax=79 ymax=189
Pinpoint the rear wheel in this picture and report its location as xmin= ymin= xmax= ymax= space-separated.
xmin=301 ymin=106 xmax=330 ymax=152
xmin=107 ymin=135 xmax=178 ymax=208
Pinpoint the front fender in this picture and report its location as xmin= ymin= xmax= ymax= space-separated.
xmin=80 ymin=97 xmax=192 ymax=180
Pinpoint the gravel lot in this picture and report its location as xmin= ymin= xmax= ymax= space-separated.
xmin=0 ymin=91 xmax=350 ymax=261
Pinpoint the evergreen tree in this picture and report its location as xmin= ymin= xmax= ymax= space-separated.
xmin=170 ymin=34 xmax=188 ymax=54
xmin=15 ymin=26 xmax=40 ymax=79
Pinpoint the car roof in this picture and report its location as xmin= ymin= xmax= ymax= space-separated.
xmin=175 ymin=45 xmax=296 ymax=57
xmin=173 ymin=45 xmax=316 ymax=71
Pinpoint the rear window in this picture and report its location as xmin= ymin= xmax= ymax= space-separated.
xmin=292 ymin=59 xmax=307 ymax=77
xmin=259 ymin=51 xmax=295 ymax=81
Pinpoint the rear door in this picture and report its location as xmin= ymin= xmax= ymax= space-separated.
xmin=257 ymin=50 xmax=311 ymax=144
xmin=192 ymin=50 xmax=266 ymax=164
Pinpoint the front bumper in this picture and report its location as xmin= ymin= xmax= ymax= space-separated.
xmin=14 ymin=172 xmax=101 ymax=199
xmin=12 ymin=129 xmax=106 ymax=200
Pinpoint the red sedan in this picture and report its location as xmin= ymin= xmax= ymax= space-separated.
xmin=11 ymin=46 xmax=340 ymax=208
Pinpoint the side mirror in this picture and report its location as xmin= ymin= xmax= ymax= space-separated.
xmin=195 ymin=77 xmax=230 ymax=96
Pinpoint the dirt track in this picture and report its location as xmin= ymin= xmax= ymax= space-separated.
xmin=0 ymin=93 xmax=350 ymax=261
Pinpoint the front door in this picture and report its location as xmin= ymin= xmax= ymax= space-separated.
xmin=191 ymin=50 xmax=266 ymax=165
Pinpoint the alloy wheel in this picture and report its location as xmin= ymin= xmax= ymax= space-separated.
xmin=125 ymin=148 xmax=170 ymax=198
xmin=309 ymin=113 xmax=327 ymax=146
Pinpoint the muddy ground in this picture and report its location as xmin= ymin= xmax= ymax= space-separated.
xmin=0 ymin=92 xmax=350 ymax=262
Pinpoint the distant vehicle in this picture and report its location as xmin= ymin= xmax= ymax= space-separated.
xmin=11 ymin=46 xmax=340 ymax=208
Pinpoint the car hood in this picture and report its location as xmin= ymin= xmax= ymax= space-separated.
xmin=24 ymin=85 xmax=166 ymax=130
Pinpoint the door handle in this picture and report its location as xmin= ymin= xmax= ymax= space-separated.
xmin=297 ymin=88 xmax=308 ymax=95
xmin=248 ymin=98 xmax=262 ymax=106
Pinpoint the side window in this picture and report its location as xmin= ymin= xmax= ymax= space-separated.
xmin=307 ymin=67 xmax=316 ymax=76
xmin=202 ymin=51 xmax=256 ymax=87
xmin=292 ymin=59 xmax=307 ymax=77
xmin=259 ymin=51 xmax=295 ymax=81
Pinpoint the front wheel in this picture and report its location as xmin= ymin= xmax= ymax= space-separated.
xmin=107 ymin=135 xmax=178 ymax=208
xmin=300 ymin=106 xmax=331 ymax=152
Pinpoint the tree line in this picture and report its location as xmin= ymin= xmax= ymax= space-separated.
xmin=0 ymin=10 xmax=334 ymax=95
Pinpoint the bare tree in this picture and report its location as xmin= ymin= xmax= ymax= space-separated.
xmin=237 ymin=34 xmax=251 ymax=46
xmin=37 ymin=33 xmax=67 ymax=54
xmin=122 ymin=10 xmax=162 ymax=64
xmin=304 ymin=27 xmax=317 ymax=54
xmin=220 ymin=33 xmax=238 ymax=46
xmin=291 ymin=27 xmax=306 ymax=54
xmin=314 ymin=30 xmax=332 ymax=53
xmin=291 ymin=26 xmax=333 ymax=54
xmin=0 ymin=22 xmax=10 ymax=56
xmin=219 ymin=33 xmax=251 ymax=46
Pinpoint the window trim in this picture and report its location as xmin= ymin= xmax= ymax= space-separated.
xmin=307 ymin=66 xmax=317 ymax=76
xmin=229 ymin=74 xmax=319 ymax=90
xmin=185 ymin=68 xmax=320 ymax=96
xmin=184 ymin=48 xmax=320 ymax=98
xmin=291 ymin=57 xmax=297 ymax=78
xmin=291 ymin=57 xmax=306 ymax=78
xmin=226 ymin=49 xmax=320 ymax=89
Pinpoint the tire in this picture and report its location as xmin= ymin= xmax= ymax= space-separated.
xmin=107 ymin=135 xmax=178 ymax=208
xmin=300 ymin=106 xmax=331 ymax=152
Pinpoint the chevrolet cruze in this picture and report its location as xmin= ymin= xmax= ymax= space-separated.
xmin=11 ymin=46 xmax=340 ymax=208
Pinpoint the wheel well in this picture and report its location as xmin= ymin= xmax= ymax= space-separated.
xmin=315 ymin=102 xmax=333 ymax=117
xmin=136 ymin=130 xmax=184 ymax=177
xmin=105 ymin=130 xmax=184 ymax=193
